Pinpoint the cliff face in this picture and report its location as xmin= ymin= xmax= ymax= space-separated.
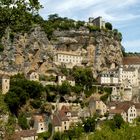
xmin=0 ymin=26 xmax=123 ymax=74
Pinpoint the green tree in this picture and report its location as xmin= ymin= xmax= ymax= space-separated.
xmin=0 ymin=0 xmax=42 ymax=38
xmin=68 ymin=123 xmax=84 ymax=139
xmin=113 ymin=114 xmax=124 ymax=129
xmin=18 ymin=113 xmax=29 ymax=130
xmin=48 ymin=14 xmax=59 ymax=21
xmin=105 ymin=22 xmax=112 ymax=30
xmin=0 ymin=94 xmax=8 ymax=114
xmin=73 ymin=67 xmax=96 ymax=90
xmin=4 ymin=91 xmax=20 ymax=115
xmin=83 ymin=117 xmax=96 ymax=133
xmin=53 ymin=132 xmax=62 ymax=140
xmin=59 ymin=81 xmax=71 ymax=95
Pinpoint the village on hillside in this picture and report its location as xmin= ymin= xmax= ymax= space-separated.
xmin=0 ymin=16 xmax=140 ymax=140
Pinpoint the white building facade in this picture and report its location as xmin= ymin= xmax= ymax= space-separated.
xmin=54 ymin=51 xmax=83 ymax=68
xmin=119 ymin=67 xmax=139 ymax=87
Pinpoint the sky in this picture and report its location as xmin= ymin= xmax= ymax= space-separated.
xmin=39 ymin=0 xmax=140 ymax=52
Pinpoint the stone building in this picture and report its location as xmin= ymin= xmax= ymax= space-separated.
xmin=52 ymin=105 xmax=79 ymax=132
xmin=0 ymin=75 xmax=10 ymax=94
xmin=109 ymin=101 xmax=137 ymax=123
xmin=89 ymin=96 xmax=107 ymax=116
xmin=57 ymin=74 xmax=75 ymax=86
xmin=89 ymin=16 xmax=105 ymax=29
xmin=54 ymin=51 xmax=83 ymax=68
xmin=98 ymin=70 xmax=119 ymax=85
xmin=119 ymin=66 xmax=139 ymax=87
xmin=26 ymin=70 xmax=39 ymax=81
xmin=33 ymin=114 xmax=47 ymax=134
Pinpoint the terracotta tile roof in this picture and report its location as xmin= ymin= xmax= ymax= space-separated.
xmin=53 ymin=114 xmax=61 ymax=126
xmin=52 ymin=109 xmax=69 ymax=127
xmin=8 ymin=130 xmax=37 ymax=140
xmin=109 ymin=109 xmax=124 ymax=114
xmin=134 ymin=103 xmax=140 ymax=109
xmin=61 ymin=105 xmax=69 ymax=112
xmin=58 ymin=110 xmax=69 ymax=121
xmin=17 ymin=130 xmax=37 ymax=138
xmin=109 ymin=101 xmax=135 ymax=115
xmin=123 ymin=57 xmax=140 ymax=65
xmin=116 ymin=101 xmax=134 ymax=112
xmin=108 ymin=101 xmax=119 ymax=106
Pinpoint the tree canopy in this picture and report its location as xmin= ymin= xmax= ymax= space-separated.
xmin=4 ymin=74 xmax=44 ymax=115
xmin=0 ymin=0 xmax=42 ymax=38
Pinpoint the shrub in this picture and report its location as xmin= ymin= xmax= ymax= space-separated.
xmin=18 ymin=113 xmax=29 ymax=130
xmin=87 ymin=25 xmax=100 ymax=32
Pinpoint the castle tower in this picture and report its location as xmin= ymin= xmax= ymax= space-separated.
xmin=2 ymin=75 xmax=10 ymax=94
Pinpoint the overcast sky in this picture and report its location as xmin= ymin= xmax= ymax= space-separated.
xmin=39 ymin=0 xmax=140 ymax=52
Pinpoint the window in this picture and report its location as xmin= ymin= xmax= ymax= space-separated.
xmin=41 ymin=128 xmax=43 ymax=130
xmin=65 ymin=126 xmax=67 ymax=130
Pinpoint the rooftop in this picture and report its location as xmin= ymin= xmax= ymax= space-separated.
xmin=56 ymin=51 xmax=81 ymax=56
xmin=123 ymin=57 xmax=140 ymax=65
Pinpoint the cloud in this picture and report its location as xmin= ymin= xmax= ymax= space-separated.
xmin=39 ymin=0 xmax=140 ymax=52
xmin=39 ymin=0 xmax=140 ymax=22
xmin=123 ymin=39 xmax=140 ymax=52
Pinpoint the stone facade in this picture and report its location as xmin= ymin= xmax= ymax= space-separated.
xmin=1 ymin=75 xmax=10 ymax=94
xmin=57 ymin=74 xmax=75 ymax=86
xmin=109 ymin=101 xmax=137 ymax=123
xmin=33 ymin=115 xmax=47 ymax=134
xmin=89 ymin=16 xmax=105 ymax=29
xmin=89 ymin=97 xmax=107 ymax=116
xmin=27 ymin=71 xmax=39 ymax=81
xmin=119 ymin=67 xmax=139 ymax=87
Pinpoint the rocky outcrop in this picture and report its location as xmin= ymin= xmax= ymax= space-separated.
xmin=0 ymin=26 xmax=123 ymax=75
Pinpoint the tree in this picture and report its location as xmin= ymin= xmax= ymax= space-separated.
xmin=4 ymin=91 xmax=20 ymax=115
xmin=0 ymin=94 xmax=8 ymax=114
xmin=0 ymin=0 xmax=42 ymax=38
xmin=113 ymin=114 xmax=124 ymax=129
xmin=48 ymin=14 xmax=59 ymax=21
xmin=105 ymin=22 xmax=112 ymax=30
xmin=18 ymin=113 xmax=29 ymax=130
xmin=53 ymin=132 xmax=62 ymax=140
xmin=73 ymin=67 xmax=96 ymax=90
xmin=83 ymin=117 xmax=96 ymax=133
xmin=68 ymin=123 xmax=84 ymax=139
xmin=5 ymin=73 xmax=44 ymax=115
xmin=59 ymin=81 xmax=71 ymax=95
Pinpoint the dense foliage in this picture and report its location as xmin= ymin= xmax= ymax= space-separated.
xmin=18 ymin=113 xmax=29 ymax=130
xmin=4 ymin=74 xmax=44 ymax=115
xmin=0 ymin=0 xmax=42 ymax=38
